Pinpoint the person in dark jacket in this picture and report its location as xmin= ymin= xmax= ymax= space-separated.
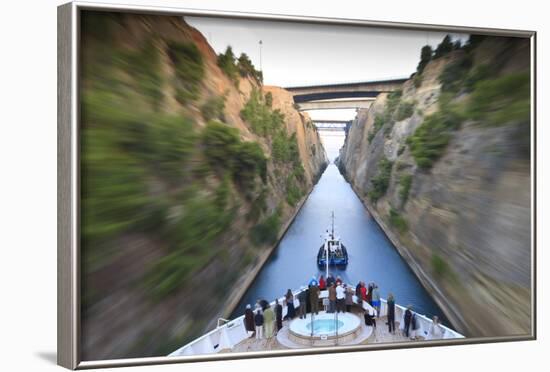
xmin=366 ymin=282 xmax=374 ymax=305
xmin=326 ymin=274 xmax=335 ymax=288
xmin=410 ymin=312 xmax=419 ymax=340
xmin=244 ymin=304 xmax=255 ymax=337
xmin=355 ymin=281 xmax=363 ymax=305
xmin=298 ymin=286 xmax=308 ymax=319
xmin=364 ymin=309 xmax=376 ymax=328
xmin=284 ymin=289 xmax=295 ymax=320
xmin=254 ymin=309 xmax=264 ymax=340
xmin=327 ymin=283 xmax=337 ymax=313
xmin=275 ymin=299 xmax=283 ymax=332
xmin=404 ymin=305 xmax=413 ymax=338
xmin=309 ymin=283 xmax=320 ymax=315
xmin=386 ymin=294 xmax=396 ymax=334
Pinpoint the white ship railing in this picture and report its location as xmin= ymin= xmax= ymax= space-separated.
xmin=169 ymin=285 xmax=464 ymax=356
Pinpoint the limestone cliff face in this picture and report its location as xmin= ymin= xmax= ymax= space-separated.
xmin=339 ymin=37 xmax=531 ymax=337
xmin=80 ymin=12 xmax=327 ymax=360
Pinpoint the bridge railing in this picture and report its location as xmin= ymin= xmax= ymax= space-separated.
xmin=284 ymin=76 xmax=409 ymax=90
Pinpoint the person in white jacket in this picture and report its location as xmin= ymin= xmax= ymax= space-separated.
xmin=426 ymin=316 xmax=445 ymax=340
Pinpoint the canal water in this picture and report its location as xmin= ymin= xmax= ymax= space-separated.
xmin=231 ymin=131 xmax=447 ymax=324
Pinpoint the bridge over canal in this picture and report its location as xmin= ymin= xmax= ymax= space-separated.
xmin=286 ymin=78 xmax=407 ymax=112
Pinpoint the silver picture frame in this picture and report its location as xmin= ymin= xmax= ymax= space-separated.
xmin=57 ymin=1 xmax=537 ymax=369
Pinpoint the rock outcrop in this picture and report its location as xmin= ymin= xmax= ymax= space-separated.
xmin=80 ymin=12 xmax=327 ymax=360
xmin=339 ymin=36 xmax=531 ymax=337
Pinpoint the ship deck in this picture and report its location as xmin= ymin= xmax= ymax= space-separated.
xmin=170 ymin=290 xmax=463 ymax=357
xmin=224 ymin=312 xmax=423 ymax=353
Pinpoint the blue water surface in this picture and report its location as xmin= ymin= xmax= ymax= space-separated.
xmin=231 ymin=132 xmax=446 ymax=324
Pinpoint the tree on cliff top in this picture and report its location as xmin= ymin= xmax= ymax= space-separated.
xmin=433 ymin=35 xmax=454 ymax=59
xmin=416 ymin=45 xmax=433 ymax=75
xmin=238 ymin=52 xmax=263 ymax=84
xmin=217 ymin=46 xmax=239 ymax=86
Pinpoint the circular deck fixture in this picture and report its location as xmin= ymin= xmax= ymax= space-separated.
xmin=287 ymin=311 xmax=362 ymax=346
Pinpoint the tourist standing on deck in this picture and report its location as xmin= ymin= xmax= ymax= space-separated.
xmin=309 ymin=276 xmax=318 ymax=287
xmin=366 ymin=282 xmax=373 ymax=305
xmin=254 ymin=309 xmax=264 ymax=340
xmin=364 ymin=308 xmax=376 ymax=328
xmin=319 ymin=275 xmax=326 ymax=290
xmin=244 ymin=304 xmax=255 ymax=337
xmin=275 ymin=299 xmax=283 ymax=332
xmin=360 ymin=281 xmax=368 ymax=302
xmin=387 ymin=294 xmax=396 ymax=334
xmin=328 ymin=283 xmax=337 ymax=313
xmin=371 ymin=284 xmax=381 ymax=317
xmin=326 ymin=273 xmax=335 ymax=288
xmin=298 ymin=286 xmax=308 ymax=319
xmin=345 ymin=284 xmax=354 ymax=312
xmin=426 ymin=316 xmax=444 ymax=340
xmin=310 ymin=282 xmax=320 ymax=315
xmin=410 ymin=311 xmax=419 ymax=340
xmin=355 ymin=281 xmax=363 ymax=305
xmin=263 ymin=305 xmax=274 ymax=338
xmin=336 ymin=283 xmax=345 ymax=313
xmin=284 ymin=289 xmax=296 ymax=320
xmin=404 ymin=305 xmax=413 ymax=338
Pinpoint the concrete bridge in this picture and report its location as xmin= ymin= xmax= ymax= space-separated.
xmin=286 ymin=78 xmax=407 ymax=111
xmin=313 ymin=120 xmax=351 ymax=132
xmin=299 ymin=98 xmax=375 ymax=111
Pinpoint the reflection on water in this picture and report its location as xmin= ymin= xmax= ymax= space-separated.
xmin=232 ymin=131 xmax=446 ymax=323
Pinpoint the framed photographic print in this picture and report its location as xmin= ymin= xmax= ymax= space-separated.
xmin=57 ymin=1 xmax=536 ymax=369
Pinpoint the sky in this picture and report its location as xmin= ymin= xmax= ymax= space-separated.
xmin=186 ymin=16 xmax=467 ymax=120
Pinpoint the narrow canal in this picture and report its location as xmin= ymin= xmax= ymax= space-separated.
xmin=232 ymin=131 xmax=447 ymax=324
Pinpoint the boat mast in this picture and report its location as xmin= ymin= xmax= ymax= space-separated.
xmin=331 ymin=211 xmax=335 ymax=239
xmin=326 ymin=211 xmax=334 ymax=279
xmin=325 ymin=240 xmax=329 ymax=279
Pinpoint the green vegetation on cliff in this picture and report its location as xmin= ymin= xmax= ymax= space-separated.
xmin=167 ymin=41 xmax=204 ymax=103
xmin=250 ymin=207 xmax=282 ymax=246
xmin=367 ymin=90 xmax=405 ymax=143
xmin=202 ymin=121 xmax=267 ymax=192
xmin=81 ymin=21 xmax=275 ymax=300
xmin=389 ymin=208 xmax=408 ymax=234
xmin=241 ymin=89 xmax=308 ymax=207
xmin=145 ymin=186 xmax=235 ymax=299
xmin=241 ymin=88 xmax=285 ymax=137
xmin=201 ymin=94 xmax=226 ymax=122
xmin=398 ymin=174 xmax=413 ymax=206
xmin=408 ymin=39 xmax=530 ymax=170
xmin=80 ymin=12 xmax=327 ymax=360
xmin=368 ymin=157 xmax=393 ymax=202
xmin=406 ymin=104 xmax=462 ymax=169
xmin=117 ymin=38 xmax=164 ymax=110
xmin=466 ymin=72 xmax=530 ymax=126
xmin=217 ymin=46 xmax=239 ymax=86
xmin=218 ymin=46 xmax=263 ymax=85
xmin=416 ymin=45 xmax=433 ymax=75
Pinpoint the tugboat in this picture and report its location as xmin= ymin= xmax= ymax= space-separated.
xmin=317 ymin=211 xmax=348 ymax=268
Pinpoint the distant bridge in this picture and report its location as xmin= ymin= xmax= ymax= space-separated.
xmin=299 ymin=98 xmax=375 ymax=111
xmin=286 ymin=78 xmax=407 ymax=112
xmin=312 ymin=120 xmax=352 ymax=132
